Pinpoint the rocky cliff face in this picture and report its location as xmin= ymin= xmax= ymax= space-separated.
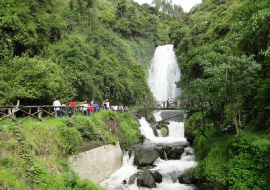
xmin=69 ymin=142 xmax=122 ymax=184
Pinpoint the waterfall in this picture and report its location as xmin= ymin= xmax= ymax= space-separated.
xmin=100 ymin=45 xmax=197 ymax=190
xmin=148 ymin=44 xmax=181 ymax=101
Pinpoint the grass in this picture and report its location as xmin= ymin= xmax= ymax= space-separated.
xmin=0 ymin=110 xmax=143 ymax=189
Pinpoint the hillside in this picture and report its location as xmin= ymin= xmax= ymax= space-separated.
xmin=0 ymin=111 xmax=143 ymax=189
xmin=0 ymin=0 xmax=180 ymax=105
xmin=170 ymin=0 xmax=270 ymax=189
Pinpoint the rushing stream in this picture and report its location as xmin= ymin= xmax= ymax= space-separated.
xmin=100 ymin=45 xmax=197 ymax=189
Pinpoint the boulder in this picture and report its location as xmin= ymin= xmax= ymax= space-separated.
xmin=162 ymin=145 xmax=185 ymax=160
xmin=178 ymin=171 xmax=197 ymax=184
xmin=153 ymin=171 xmax=162 ymax=183
xmin=134 ymin=148 xmax=159 ymax=167
xmin=156 ymin=121 xmax=169 ymax=130
xmin=137 ymin=169 xmax=156 ymax=188
xmin=128 ymin=150 xmax=132 ymax=158
xmin=128 ymin=172 xmax=140 ymax=185
xmin=147 ymin=113 xmax=156 ymax=124
xmin=128 ymin=175 xmax=137 ymax=185
xmin=185 ymin=131 xmax=196 ymax=145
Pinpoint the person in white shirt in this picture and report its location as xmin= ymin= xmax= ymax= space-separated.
xmin=82 ymin=101 xmax=89 ymax=116
xmin=53 ymin=98 xmax=61 ymax=117
xmin=106 ymin=99 xmax=110 ymax=110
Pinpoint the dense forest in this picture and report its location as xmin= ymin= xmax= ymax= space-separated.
xmin=170 ymin=0 xmax=270 ymax=189
xmin=0 ymin=0 xmax=183 ymax=105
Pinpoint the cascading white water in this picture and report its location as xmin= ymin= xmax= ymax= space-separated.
xmin=101 ymin=152 xmax=138 ymax=190
xmin=139 ymin=112 xmax=186 ymax=144
xmin=148 ymin=44 xmax=181 ymax=101
xmin=101 ymin=45 xmax=197 ymax=190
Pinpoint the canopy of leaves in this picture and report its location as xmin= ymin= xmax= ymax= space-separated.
xmin=0 ymin=0 xmax=177 ymax=105
xmin=171 ymin=0 xmax=270 ymax=131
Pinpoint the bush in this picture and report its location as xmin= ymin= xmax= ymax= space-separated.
xmin=227 ymin=138 xmax=270 ymax=189
xmin=58 ymin=124 xmax=83 ymax=155
xmin=64 ymin=117 xmax=98 ymax=141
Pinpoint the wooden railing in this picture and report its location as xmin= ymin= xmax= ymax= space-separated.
xmin=0 ymin=101 xmax=127 ymax=124
xmin=0 ymin=105 xmax=79 ymax=123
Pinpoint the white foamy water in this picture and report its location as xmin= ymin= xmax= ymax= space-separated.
xmin=100 ymin=152 xmax=138 ymax=190
xmin=148 ymin=44 xmax=181 ymax=101
xmin=153 ymin=158 xmax=197 ymax=182
xmin=100 ymin=151 xmax=197 ymax=190
xmin=139 ymin=111 xmax=186 ymax=143
xmin=139 ymin=117 xmax=186 ymax=144
xmin=100 ymin=45 xmax=197 ymax=189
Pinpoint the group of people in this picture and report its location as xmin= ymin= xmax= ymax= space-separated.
xmin=81 ymin=100 xmax=100 ymax=116
xmin=53 ymin=98 xmax=124 ymax=118
xmin=53 ymin=98 xmax=80 ymax=118
xmin=101 ymin=99 xmax=124 ymax=112
xmin=166 ymin=98 xmax=181 ymax=108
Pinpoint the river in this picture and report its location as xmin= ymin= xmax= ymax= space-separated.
xmin=100 ymin=44 xmax=197 ymax=189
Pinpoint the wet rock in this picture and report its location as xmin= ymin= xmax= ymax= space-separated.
xmin=128 ymin=174 xmax=137 ymax=185
xmin=147 ymin=113 xmax=156 ymax=124
xmin=155 ymin=121 xmax=169 ymax=137
xmin=156 ymin=121 xmax=169 ymax=130
xmin=134 ymin=148 xmax=159 ymax=167
xmin=186 ymin=132 xmax=196 ymax=145
xmin=163 ymin=145 xmax=185 ymax=160
xmin=184 ymin=147 xmax=194 ymax=156
xmin=153 ymin=171 xmax=162 ymax=183
xmin=137 ymin=169 xmax=156 ymax=188
xmin=152 ymin=127 xmax=159 ymax=137
xmin=128 ymin=150 xmax=132 ymax=158
xmin=153 ymin=146 xmax=165 ymax=159
xmin=178 ymin=171 xmax=197 ymax=184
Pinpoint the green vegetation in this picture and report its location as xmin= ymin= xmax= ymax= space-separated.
xmin=172 ymin=0 xmax=270 ymax=132
xmin=173 ymin=0 xmax=270 ymax=188
xmin=187 ymin=116 xmax=270 ymax=189
xmin=160 ymin=127 xmax=168 ymax=137
xmin=0 ymin=0 xmax=181 ymax=105
xmin=1 ymin=0 xmax=270 ymax=189
xmin=0 ymin=111 xmax=143 ymax=189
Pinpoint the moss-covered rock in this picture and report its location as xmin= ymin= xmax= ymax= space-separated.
xmin=160 ymin=127 xmax=168 ymax=137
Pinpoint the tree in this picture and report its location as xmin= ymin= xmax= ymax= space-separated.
xmin=201 ymin=51 xmax=261 ymax=134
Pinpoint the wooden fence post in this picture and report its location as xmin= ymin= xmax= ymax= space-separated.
xmin=8 ymin=109 xmax=12 ymax=116
xmin=11 ymin=108 xmax=16 ymax=120
xmin=38 ymin=107 xmax=43 ymax=120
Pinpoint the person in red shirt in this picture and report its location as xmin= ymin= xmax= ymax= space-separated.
xmin=90 ymin=105 xmax=94 ymax=116
xmin=69 ymin=101 xmax=76 ymax=117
